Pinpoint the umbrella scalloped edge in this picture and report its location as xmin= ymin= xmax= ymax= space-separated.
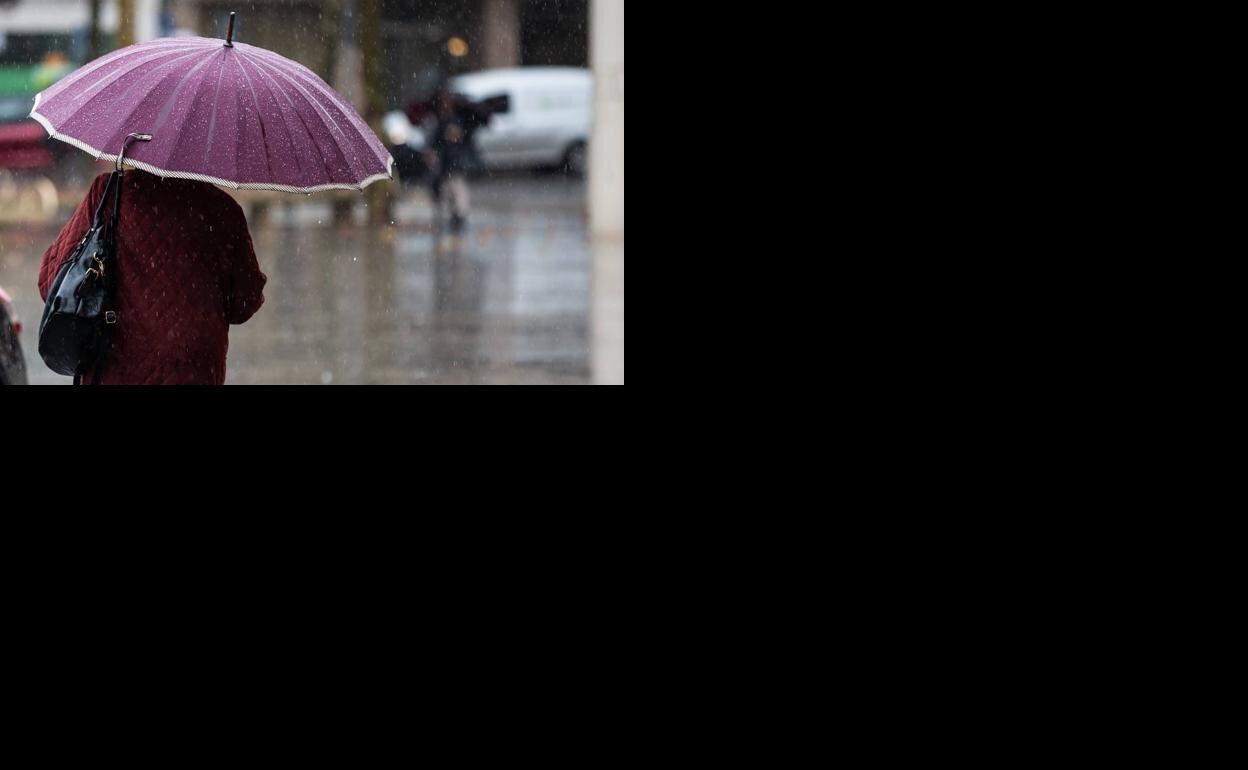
xmin=30 ymin=92 xmax=394 ymax=196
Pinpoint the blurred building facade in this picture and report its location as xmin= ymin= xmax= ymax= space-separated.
xmin=172 ymin=0 xmax=588 ymax=108
xmin=0 ymin=1 xmax=114 ymax=35
xmin=0 ymin=0 xmax=168 ymax=65
xmin=3 ymin=0 xmax=588 ymax=112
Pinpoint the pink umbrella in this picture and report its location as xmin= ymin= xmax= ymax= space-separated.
xmin=29 ymin=13 xmax=393 ymax=194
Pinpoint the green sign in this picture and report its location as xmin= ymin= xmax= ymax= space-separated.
xmin=0 ymin=63 xmax=74 ymax=98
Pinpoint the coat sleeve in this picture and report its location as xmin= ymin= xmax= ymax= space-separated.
xmin=225 ymin=207 xmax=267 ymax=325
xmin=39 ymin=175 xmax=106 ymax=301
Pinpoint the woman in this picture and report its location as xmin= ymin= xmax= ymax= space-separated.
xmin=39 ymin=170 xmax=267 ymax=386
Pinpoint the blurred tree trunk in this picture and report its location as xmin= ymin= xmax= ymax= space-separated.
xmin=360 ymin=0 xmax=384 ymax=127
xmin=481 ymin=0 xmax=522 ymax=69
xmin=326 ymin=0 xmax=351 ymax=227
xmin=319 ymin=0 xmax=345 ymax=84
xmin=88 ymin=0 xmax=103 ymax=61
xmin=117 ymin=0 xmax=136 ymax=49
xmin=359 ymin=0 xmax=393 ymax=226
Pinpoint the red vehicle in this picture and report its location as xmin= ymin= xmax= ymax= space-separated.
xmin=0 ymin=286 xmax=28 ymax=386
xmin=0 ymin=108 xmax=60 ymax=222
xmin=0 ymin=120 xmax=54 ymax=170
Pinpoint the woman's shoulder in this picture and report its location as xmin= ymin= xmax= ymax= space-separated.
xmin=110 ymin=172 xmax=245 ymax=221
xmin=80 ymin=172 xmax=114 ymax=208
xmin=194 ymin=181 xmax=246 ymax=215
xmin=89 ymin=172 xmax=113 ymax=194
xmin=155 ymin=178 xmax=246 ymax=218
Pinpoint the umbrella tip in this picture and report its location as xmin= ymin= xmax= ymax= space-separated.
xmin=225 ymin=12 xmax=237 ymax=48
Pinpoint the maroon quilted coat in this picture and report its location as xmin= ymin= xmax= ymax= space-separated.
xmin=39 ymin=171 xmax=266 ymax=385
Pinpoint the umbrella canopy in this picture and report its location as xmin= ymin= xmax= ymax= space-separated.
xmin=30 ymin=34 xmax=393 ymax=194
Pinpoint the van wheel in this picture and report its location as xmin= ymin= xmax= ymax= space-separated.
xmin=563 ymin=142 xmax=588 ymax=176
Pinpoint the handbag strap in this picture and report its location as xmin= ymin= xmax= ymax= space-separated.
xmin=75 ymin=134 xmax=148 ymax=387
xmin=105 ymin=170 xmax=124 ymax=251
xmin=79 ymin=172 xmax=123 ymax=387
xmin=90 ymin=171 xmax=122 ymax=232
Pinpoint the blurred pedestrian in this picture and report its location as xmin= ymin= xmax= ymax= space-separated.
xmin=423 ymin=88 xmax=484 ymax=234
xmin=38 ymin=171 xmax=267 ymax=385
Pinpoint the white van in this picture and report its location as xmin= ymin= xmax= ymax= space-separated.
xmin=453 ymin=67 xmax=592 ymax=173
xmin=385 ymin=67 xmax=593 ymax=174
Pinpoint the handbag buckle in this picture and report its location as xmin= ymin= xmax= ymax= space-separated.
xmin=105 ymin=311 xmax=119 ymax=325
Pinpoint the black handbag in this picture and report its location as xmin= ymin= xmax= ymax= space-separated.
xmin=38 ymin=169 xmax=124 ymax=385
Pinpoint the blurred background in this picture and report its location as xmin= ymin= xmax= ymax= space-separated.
xmin=0 ymin=0 xmax=624 ymax=385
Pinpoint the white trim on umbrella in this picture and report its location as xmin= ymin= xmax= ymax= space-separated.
xmin=30 ymin=92 xmax=394 ymax=195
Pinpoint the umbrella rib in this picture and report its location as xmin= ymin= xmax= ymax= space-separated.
xmin=234 ymin=51 xmax=339 ymax=182
xmin=236 ymin=54 xmax=310 ymax=183
xmin=149 ymin=54 xmax=218 ymax=138
xmin=239 ymin=49 xmax=390 ymax=169
xmin=236 ymin=50 xmax=348 ymax=141
xmin=40 ymin=39 xmax=202 ymax=101
xmin=150 ymin=53 xmax=227 ymax=175
xmin=61 ymin=49 xmax=206 ymax=112
xmin=231 ymin=53 xmax=279 ymax=185
xmin=238 ymin=51 xmax=381 ymax=179
xmin=37 ymin=51 xmax=205 ymax=155
xmin=102 ymin=51 xmax=218 ymax=160
xmin=42 ymin=49 xmax=210 ymax=163
xmin=203 ymin=55 xmax=228 ymax=166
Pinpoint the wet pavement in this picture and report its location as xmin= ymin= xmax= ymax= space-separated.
xmin=0 ymin=175 xmax=594 ymax=385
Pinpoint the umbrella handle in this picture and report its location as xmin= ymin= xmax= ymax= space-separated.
xmin=116 ymin=133 xmax=153 ymax=174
